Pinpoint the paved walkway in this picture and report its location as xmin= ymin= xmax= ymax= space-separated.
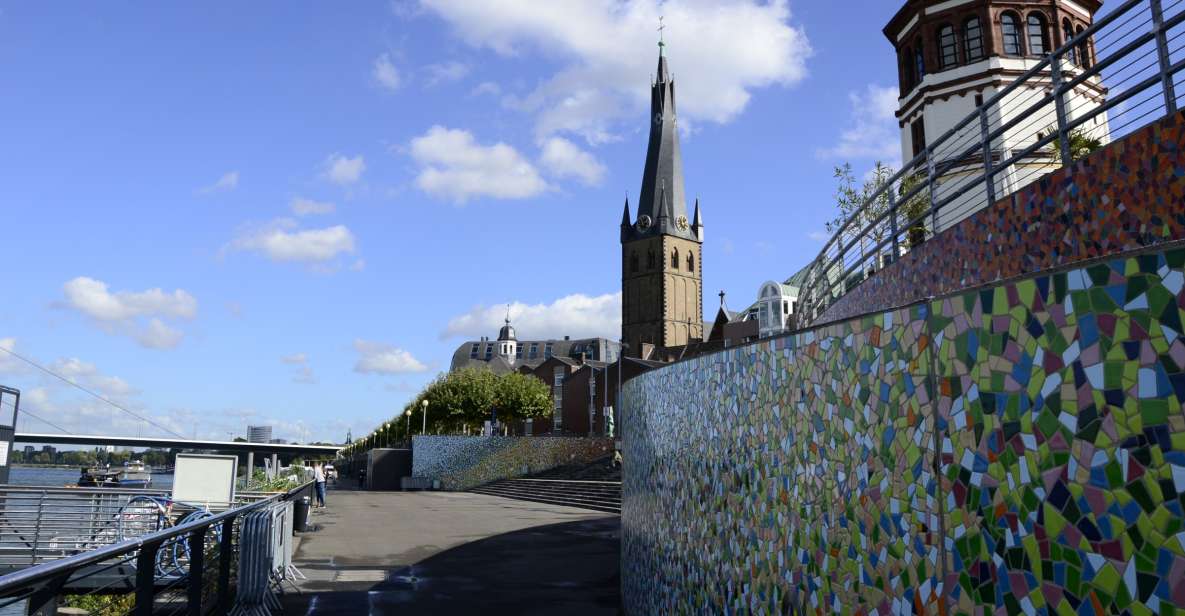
xmin=281 ymin=486 xmax=621 ymax=615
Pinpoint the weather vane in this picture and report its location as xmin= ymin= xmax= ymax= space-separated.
xmin=658 ymin=16 xmax=666 ymax=55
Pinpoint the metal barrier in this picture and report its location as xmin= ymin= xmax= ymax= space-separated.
xmin=0 ymin=481 xmax=312 ymax=616
xmin=798 ymin=0 xmax=1185 ymax=325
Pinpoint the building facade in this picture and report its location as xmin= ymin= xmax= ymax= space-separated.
xmin=885 ymin=0 xmax=1108 ymax=231
xmin=247 ymin=425 xmax=272 ymax=444
xmin=621 ymin=50 xmax=704 ymax=357
xmin=449 ymin=314 xmax=621 ymax=375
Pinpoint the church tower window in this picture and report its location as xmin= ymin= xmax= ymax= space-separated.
xmin=938 ymin=25 xmax=958 ymax=69
xmin=964 ymin=17 xmax=984 ymax=62
xmin=687 ymin=253 xmax=694 ymax=272
xmin=671 ymin=248 xmax=679 ymax=269
xmin=1002 ymin=13 xmax=1023 ymax=56
xmin=1027 ymin=13 xmax=1049 ymax=56
xmin=630 ymin=251 xmax=639 ymax=273
xmin=647 ymin=248 xmax=656 ymax=269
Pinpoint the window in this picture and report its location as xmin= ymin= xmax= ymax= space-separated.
xmin=647 ymin=249 xmax=656 ymax=269
xmin=974 ymin=93 xmax=984 ymax=108
xmin=964 ymin=17 xmax=984 ymax=62
xmin=938 ymin=25 xmax=958 ymax=69
xmin=914 ymin=40 xmax=926 ymax=81
xmin=516 ymin=345 xmax=523 ymax=359
xmin=544 ymin=343 xmax=553 ymax=359
xmin=783 ymin=301 xmax=789 ymax=315
xmin=903 ymin=47 xmax=916 ymax=89
xmin=910 ymin=119 xmax=927 ymax=159
xmin=470 ymin=343 xmax=480 ymax=359
xmin=671 ymin=248 xmax=679 ymax=269
xmin=630 ymin=251 xmax=639 ymax=273
xmin=529 ymin=343 xmax=538 ymax=360
xmin=687 ymin=253 xmax=695 ymax=272
xmin=484 ymin=344 xmax=493 ymax=359
xmin=553 ymin=367 xmax=565 ymax=387
xmin=1001 ymin=13 xmax=1022 ymax=56
xmin=1062 ymin=20 xmax=1077 ymax=65
xmin=1027 ymin=13 xmax=1048 ymax=56
xmin=1077 ymin=26 xmax=1090 ymax=68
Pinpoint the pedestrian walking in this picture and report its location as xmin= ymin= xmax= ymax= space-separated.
xmin=314 ymin=462 xmax=327 ymax=508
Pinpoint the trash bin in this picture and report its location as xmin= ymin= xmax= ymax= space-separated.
xmin=293 ymin=495 xmax=311 ymax=532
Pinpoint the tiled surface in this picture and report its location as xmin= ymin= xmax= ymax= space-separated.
xmin=622 ymin=246 xmax=1185 ymax=614
xmin=411 ymin=436 xmax=613 ymax=491
xmin=818 ymin=110 xmax=1185 ymax=326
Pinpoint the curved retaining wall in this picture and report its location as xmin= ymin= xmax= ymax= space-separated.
xmin=623 ymin=245 xmax=1185 ymax=613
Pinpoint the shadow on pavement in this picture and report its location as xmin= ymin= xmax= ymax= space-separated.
xmin=281 ymin=515 xmax=621 ymax=616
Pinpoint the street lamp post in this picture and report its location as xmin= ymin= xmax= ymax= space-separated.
xmin=615 ymin=341 xmax=628 ymax=440
xmin=405 ymin=409 xmax=411 ymax=447
xmin=421 ymin=399 xmax=429 ymax=435
xmin=383 ymin=423 xmax=390 ymax=449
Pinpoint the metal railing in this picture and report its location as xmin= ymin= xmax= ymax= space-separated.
xmin=0 ymin=481 xmax=312 ymax=615
xmin=798 ymin=0 xmax=1185 ymax=326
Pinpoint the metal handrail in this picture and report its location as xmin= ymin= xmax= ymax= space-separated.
xmin=798 ymin=0 xmax=1184 ymax=325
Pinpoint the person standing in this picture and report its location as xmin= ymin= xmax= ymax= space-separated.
xmin=313 ymin=462 xmax=327 ymax=508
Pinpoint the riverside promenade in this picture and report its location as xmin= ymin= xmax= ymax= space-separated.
xmin=282 ymin=484 xmax=621 ymax=615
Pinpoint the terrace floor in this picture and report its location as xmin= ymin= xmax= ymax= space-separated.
xmin=281 ymin=484 xmax=621 ymax=615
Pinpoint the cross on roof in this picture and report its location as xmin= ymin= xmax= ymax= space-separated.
xmin=658 ymin=16 xmax=666 ymax=55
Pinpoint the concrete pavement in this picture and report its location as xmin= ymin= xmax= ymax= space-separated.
xmin=281 ymin=486 xmax=621 ymax=615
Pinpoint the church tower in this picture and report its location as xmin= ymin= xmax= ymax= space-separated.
xmin=620 ymin=49 xmax=704 ymax=358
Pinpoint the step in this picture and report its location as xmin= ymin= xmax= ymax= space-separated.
xmin=477 ymin=485 xmax=621 ymax=504
xmin=498 ymin=481 xmax=621 ymax=495
xmin=469 ymin=488 xmax=621 ymax=513
xmin=472 ymin=487 xmax=621 ymax=509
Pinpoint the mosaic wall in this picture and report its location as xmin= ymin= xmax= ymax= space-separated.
xmin=818 ymin=110 xmax=1185 ymax=326
xmin=411 ymin=435 xmax=613 ymax=491
xmin=623 ymin=245 xmax=1185 ymax=614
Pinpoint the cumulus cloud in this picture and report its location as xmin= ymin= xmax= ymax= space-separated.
xmin=60 ymin=277 xmax=197 ymax=349
xmin=0 ymin=337 xmax=23 ymax=373
xmin=281 ymin=353 xmax=317 ymax=384
xmin=816 ymin=84 xmax=901 ymax=164
xmin=443 ymin=292 xmax=621 ymax=341
xmin=353 ymin=340 xmax=428 ymax=375
xmin=322 ymin=153 xmax=366 ymax=185
xmin=539 ymin=137 xmax=607 ymax=186
xmin=373 ymin=53 xmax=401 ymax=90
xmin=290 ymin=197 xmax=336 ymax=216
xmin=420 ymin=0 xmax=811 ymax=143
xmin=200 ymin=171 xmax=239 ymax=193
xmin=49 ymin=357 xmax=138 ymax=398
xmin=409 ymin=125 xmax=548 ymax=203
xmin=230 ymin=219 xmax=356 ymax=263
xmin=424 ymin=60 xmax=470 ymax=86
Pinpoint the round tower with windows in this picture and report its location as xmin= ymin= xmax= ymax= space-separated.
xmin=885 ymin=0 xmax=1110 ymax=230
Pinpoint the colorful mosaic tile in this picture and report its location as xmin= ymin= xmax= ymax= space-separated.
xmin=818 ymin=110 xmax=1185 ymax=326
xmin=411 ymin=435 xmax=613 ymax=490
xmin=622 ymin=246 xmax=1185 ymax=614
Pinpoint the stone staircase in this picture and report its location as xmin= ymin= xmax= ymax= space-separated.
xmin=469 ymin=456 xmax=621 ymax=514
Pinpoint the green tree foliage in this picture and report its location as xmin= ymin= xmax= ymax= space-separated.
xmin=409 ymin=368 xmax=551 ymax=434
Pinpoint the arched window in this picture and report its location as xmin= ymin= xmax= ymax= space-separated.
xmin=1076 ymin=26 xmax=1091 ymax=68
xmin=1001 ymin=13 xmax=1023 ymax=56
xmin=1027 ymin=13 xmax=1049 ymax=56
xmin=938 ymin=24 xmax=958 ymax=68
xmin=1063 ymin=19 xmax=1078 ymax=65
xmin=630 ymin=251 xmax=639 ymax=273
xmin=647 ymin=248 xmax=656 ymax=269
xmin=903 ymin=47 xmax=916 ymax=89
xmin=964 ymin=17 xmax=984 ymax=62
xmin=914 ymin=40 xmax=926 ymax=81
xmin=686 ymin=253 xmax=695 ymax=272
xmin=671 ymin=248 xmax=680 ymax=269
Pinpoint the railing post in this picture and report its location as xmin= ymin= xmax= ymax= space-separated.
xmin=980 ymin=106 xmax=997 ymax=206
xmin=1150 ymin=0 xmax=1179 ymax=114
xmin=926 ymin=148 xmax=938 ymax=235
xmin=1050 ymin=52 xmax=1073 ymax=166
xmin=135 ymin=540 xmax=161 ymax=616
xmin=217 ymin=515 xmax=235 ymax=613
xmin=187 ymin=527 xmax=208 ymax=616
xmin=889 ymin=188 xmax=900 ymax=261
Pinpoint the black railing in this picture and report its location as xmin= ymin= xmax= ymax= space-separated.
xmin=798 ymin=0 xmax=1185 ymax=325
xmin=0 ymin=481 xmax=312 ymax=615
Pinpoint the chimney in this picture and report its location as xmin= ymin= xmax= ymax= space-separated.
xmin=564 ymin=335 xmax=570 ymax=341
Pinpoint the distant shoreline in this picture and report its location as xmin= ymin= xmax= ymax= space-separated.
xmin=11 ymin=464 xmax=80 ymax=469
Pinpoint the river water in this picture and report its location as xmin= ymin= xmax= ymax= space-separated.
xmin=7 ymin=466 xmax=175 ymax=489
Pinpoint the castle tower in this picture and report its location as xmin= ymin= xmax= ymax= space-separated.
xmin=620 ymin=50 xmax=704 ymax=358
xmin=885 ymin=0 xmax=1109 ymax=230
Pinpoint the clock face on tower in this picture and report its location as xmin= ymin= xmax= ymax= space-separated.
xmin=676 ymin=215 xmax=689 ymax=231
xmin=637 ymin=215 xmax=653 ymax=231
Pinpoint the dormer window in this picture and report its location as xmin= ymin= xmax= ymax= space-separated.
xmin=1002 ymin=13 xmax=1023 ymax=56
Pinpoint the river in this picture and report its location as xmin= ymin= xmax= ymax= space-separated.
xmin=7 ymin=466 xmax=175 ymax=489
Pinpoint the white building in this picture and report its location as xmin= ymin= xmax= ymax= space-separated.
xmin=734 ymin=267 xmax=809 ymax=339
xmin=885 ymin=0 xmax=1110 ymax=233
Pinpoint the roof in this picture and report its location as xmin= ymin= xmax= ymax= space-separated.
xmin=449 ymin=337 xmax=620 ymax=373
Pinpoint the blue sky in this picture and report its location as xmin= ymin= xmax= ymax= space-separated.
xmin=0 ymin=0 xmax=924 ymax=443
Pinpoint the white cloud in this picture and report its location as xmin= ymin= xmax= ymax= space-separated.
xmin=0 ymin=338 xmax=23 ymax=373
xmin=281 ymin=353 xmax=317 ymax=384
xmin=471 ymin=81 xmax=502 ymax=97
xmin=443 ymin=292 xmax=621 ymax=341
xmin=60 ymin=277 xmax=197 ymax=349
xmin=816 ymin=84 xmax=901 ymax=164
xmin=200 ymin=171 xmax=239 ymax=193
xmin=291 ymin=197 xmax=336 ymax=216
xmin=373 ymin=53 xmax=401 ymax=90
xmin=231 ymin=219 xmax=357 ymax=263
xmin=539 ymin=137 xmax=607 ymax=186
xmin=421 ymin=0 xmax=811 ymax=143
xmin=424 ymin=61 xmax=470 ymax=86
xmin=322 ymin=153 xmax=366 ymax=185
xmin=353 ymin=340 xmax=428 ymax=375
xmin=409 ymin=125 xmax=548 ymax=203
xmin=49 ymin=357 xmax=138 ymax=398
xmin=281 ymin=353 xmax=307 ymax=364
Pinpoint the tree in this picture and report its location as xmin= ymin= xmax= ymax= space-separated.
xmin=1038 ymin=125 xmax=1104 ymax=160
xmin=392 ymin=368 xmax=552 ymax=437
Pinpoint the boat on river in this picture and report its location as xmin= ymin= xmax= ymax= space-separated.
xmin=77 ymin=461 xmax=151 ymax=488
